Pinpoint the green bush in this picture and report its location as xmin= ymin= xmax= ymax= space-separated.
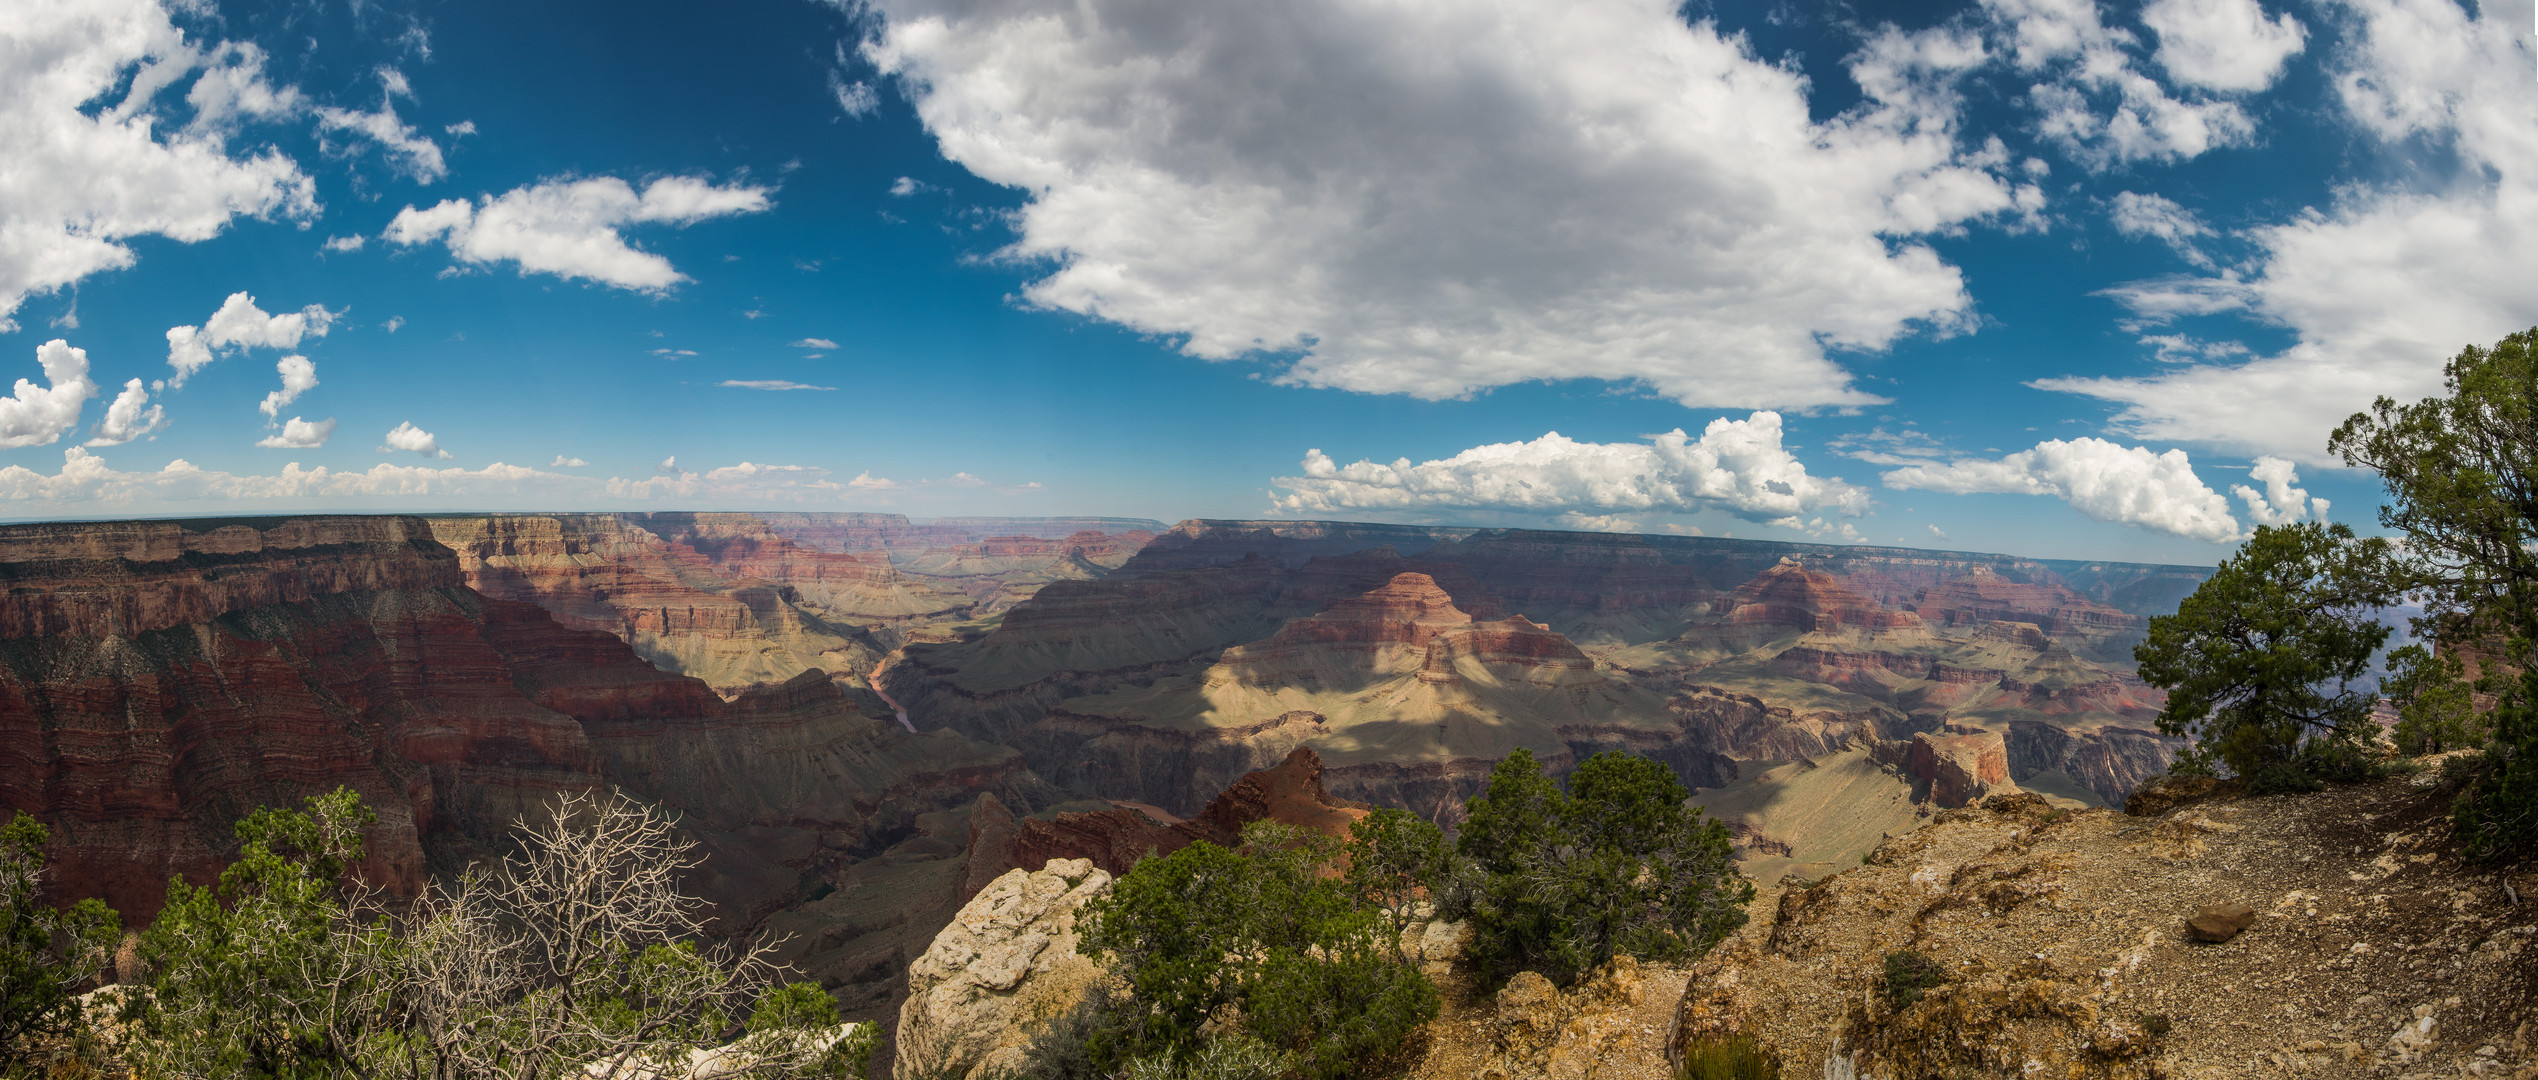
xmin=1881 ymin=950 xmax=1947 ymax=1010
xmin=2458 ymin=669 xmax=2538 ymax=859
xmin=1070 ymin=820 xmax=1437 ymax=1079
xmin=1 ymin=812 xmax=120 ymax=1060
xmin=1676 ymin=1034 xmax=1781 ymax=1080
xmin=1452 ymin=750 xmax=1753 ymax=987
xmin=2135 ymin=522 xmax=2400 ymax=788
xmin=2384 ymin=644 xmax=2487 ymax=756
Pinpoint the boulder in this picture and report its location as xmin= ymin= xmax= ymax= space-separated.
xmin=893 ymin=859 xmax=1112 ymax=1080
xmin=2186 ymin=903 xmax=2257 ymax=944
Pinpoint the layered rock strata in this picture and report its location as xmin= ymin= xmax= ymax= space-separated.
xmin=1 ymin=516 xmax=1036 ymax=929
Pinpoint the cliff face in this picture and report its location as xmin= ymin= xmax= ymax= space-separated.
xmin=0 ymin=516 xmax=1039 ymax=928
xmin=891 ymin=521 xmax=2190 ymax=878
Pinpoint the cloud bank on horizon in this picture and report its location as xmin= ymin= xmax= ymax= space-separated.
xmin=0 ymin=0 xmax=2526 ymax=560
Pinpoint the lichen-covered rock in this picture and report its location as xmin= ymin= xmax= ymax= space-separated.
xmin=894 ymin=858 xmax=1113 ymax=1080
xmin=1475 ymin=958 xmax=1652 ymax=1080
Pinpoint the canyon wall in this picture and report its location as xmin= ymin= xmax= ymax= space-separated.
xmin=0 ymin=516 xmax=1043 ymax=929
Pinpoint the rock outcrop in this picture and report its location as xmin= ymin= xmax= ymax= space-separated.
xmin=1901 ymin=730 xmax=2014 ymax=808
xmin=994 ymin=745 xmax=1371 ymax=884
xmin=1666 ymin=778 xmax=2538 ymax=1080
xmin=893 ymin=858 xmax=1112 ymax=1080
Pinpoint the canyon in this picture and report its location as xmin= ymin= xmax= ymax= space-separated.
xmin=2 ymin=511 xmax=2207 ymax=1035
xmin=888 ymin=521 xmax=2198 ymax=877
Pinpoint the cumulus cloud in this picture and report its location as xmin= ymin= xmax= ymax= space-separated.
xmin=550 ymin=455 xmax=587 ymax=467
xmin=258 ymin=355 xmax=317 ymax=418
xmin=2036 ymin=0 xmax=2538 ymax=460
xmin=165 ymin=292 xmax=335 ymax=387
xmin=861 ymin=0 xmax=2040 ymax=411
xmin=385 ymin=176 xmax=771 ymax=291
xmin=1271 ymin=411 xmax=1870 ymax=528
xmin=255 ymin=416 xmax=336 ymax=448
xmin=0 ymin=0 xmax=317 ymax=332
xmin=378 ymin=421 xmax=450 ymax=458
xmin=1 ymin=340 xmax=100 ymax=449
xmin=2141 ymin=0 xmax=2306 ymax=92
xmin=323 ymin=235 xmax=365 ymax=253
xmin=790 ymin=338 xmax=839 ymax=349
xmin=720 ymin=379 xmax=835 ymax=391
xmin=1879 ymin=437 xmax=2242 ymax=542
xmin=86 ymin=377 xmax=167 ymax=446
xmin=1980 ymin=0 xmax=2258 ymax=167
xmin=2232 ymin=455 xmax=2328 ymax=525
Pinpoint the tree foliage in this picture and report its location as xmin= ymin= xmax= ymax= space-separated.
xmin=2383 ymin=644 xmax=2485 ymax=756
xmin=2135 ymin=522 xmax=2401 ymax=792
xmin=1341 ymin=807 xmax=1451 ymax=958
xmin=1451 ymin=750 xmax=1752 ymax=987
xmin=121 ymin=787 xmax=869 ymax=1080
xmin=1 ymin=811 xmax=120 ymax=1057
xmin=2333 ymin=327 xmax=2538 ymax=854
xmin=1073 ymin=820 xmax=1438 ymax=1080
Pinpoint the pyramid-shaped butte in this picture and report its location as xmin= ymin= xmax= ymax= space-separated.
xmin=1723 ymin=558 xmax=1921 ymax=632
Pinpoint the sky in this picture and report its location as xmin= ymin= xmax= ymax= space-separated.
xmin=0 ymin=0 xmax=2531 ymax=565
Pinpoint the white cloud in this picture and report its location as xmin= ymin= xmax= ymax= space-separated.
xmin=378 ymin=420 xmax=449 ymax=458
xmin=830 ymin=72 xmax=879 ymax=117
xmin=1879 ymin=437 xmax=2243 ymax=542
xmin=0 ymin=448 xmax=585 ymax=508
xmin=255 ymin=416 xmax=336 ymax=448
xmin=2037 ymin=0 xmax=2538 ymax=461
xmin=382 ymin=316 xmax=405 ymax=333
xmin=2141 ymin=0 xmax=2306 ymax=92
xmin=1980 ymin=0 xmax=2258 ymax=168
xmin=0 ymin=0 xmax=317 ymax=332
xmin=258 ymin=355 xmax=317 ymax=418
xmin=2108 ymin=190 xmax=2214 ymax=266
xmin=1927 ymin=523 xmax=1951 ymax=540
xmin=2231 ymin=454 xmax=2328 ymax=525
xmin=720 ymin=379 xmax=835 ymax=391
xmin=1 ymin=340 xmax=100 ymax=449
xmin=790 ymin=337 xmax=839 ymax=349
xmin=1271 ymin=411 xmax=1871 ymax=526
xmin=385 ymin=175 xmax=772 ymax=291
xmin=184 ymin=42 xmax=304 ymax=131
xmin=1552 ymin=513 xmax=1643 ymax=534
xmin=165 ymin=292 xmax=335 ymax=387
xmin=445 ymin=120 xmax=476 ymax=136
xmin=861 ymin=0 xmax=2035 ymax=411
xmin=657 ymin=456 xmax=678 ymax=474
xmin=317 ymin=104 xmax=446 ymax=182
xmin=323 ymin=235 xmax=366 ymax=253
xmin=549 ymin=455 xmax=587 ymax=467
xmin=887 ymin=176 xmax=923 ymax=197
xmin=85 ymin=377 xmax=167 ymax=446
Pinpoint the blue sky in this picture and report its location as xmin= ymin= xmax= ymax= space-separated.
xmin=1 ymin=0 xmax=2530 ymax=564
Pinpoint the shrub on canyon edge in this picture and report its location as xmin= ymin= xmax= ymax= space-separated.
xmin=1072 ymin=819 xmax=1438 ymax=1079
xmin=1450 ymin=749 xmax=1753 ymax=988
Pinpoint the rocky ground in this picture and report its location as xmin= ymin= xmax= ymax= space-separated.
xmin=894 ymin=764 xmax=2535 ymax=1080
xmin=1672 ymin=768 xmax=2537 ymax=1079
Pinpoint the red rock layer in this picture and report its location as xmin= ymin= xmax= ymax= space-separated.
xmin=2 ymin=516 xmax=1024 ymax=927
xmin=995 ymin=746 xmax=1371 ymax=884
xmin=1911 ymin=568 xmax=2142 ymax=638
xmin=1722 ymin=560 xmax=1924 ymax=633
xmin=1902 ymin=730 xmax=2012 ymax=808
